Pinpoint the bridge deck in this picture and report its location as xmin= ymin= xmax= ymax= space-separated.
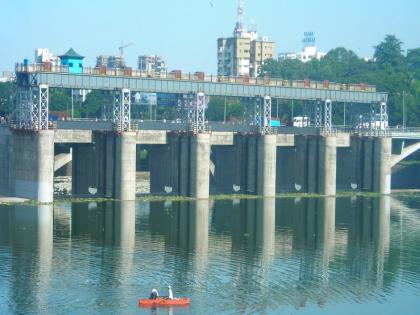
xmin=17 ymin=65 xmax=387 ymax=103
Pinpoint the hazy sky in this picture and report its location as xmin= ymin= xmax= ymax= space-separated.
xmin=1 ymin=0 xmax=419 ymax=73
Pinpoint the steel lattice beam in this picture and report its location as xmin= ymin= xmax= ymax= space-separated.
xmin=16 ymin=84 xmax=49 ymax=130
xmin=195 ymin=92 xmax=206 ymax=133
xmin=39 ymin=85 xmax=49 ymax=130
xmin=315 ymin=100 xmax=322 ymax=127
xmin=370 ymin=102 xmax=376 ymax=135
xmin=113 ymin=89 xmax=131 ymax=132
xmin=324 ymin=99 xmax=332 ymax=135
xmin=254 ymin=97 xmax=261 ymax=127
xmin=187 ymin=93 xmax=195 ymax=124
xmin=379 ymin=101 xmax=388 ymax=135
xmin=261 ymin=96 xmax=272 ymax=135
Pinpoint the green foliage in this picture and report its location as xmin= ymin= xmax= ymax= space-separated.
xmin=80 ymin=90 xmax=113 ymax=118
xmin=207 ymin=96 xmax=243 ymax=122
xmin=374 ymin=35 xmax=406 ymax=70
xmin=50 ymin=88 xmax=71 ymax=112
xmin=0 ymin=82 xmax=14 ymax=115
xmin=262 ymin=35 xmax=420 ymax=127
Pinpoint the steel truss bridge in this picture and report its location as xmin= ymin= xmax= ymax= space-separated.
xmin=15 ymin=63 xmax=389 ymax=135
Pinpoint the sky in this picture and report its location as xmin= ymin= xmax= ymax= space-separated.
xmin=1 ymin=0 xmax=419 ymax=73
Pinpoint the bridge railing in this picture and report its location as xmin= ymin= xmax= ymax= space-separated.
xmin=15 ymin=62 xmax=377 ymax=93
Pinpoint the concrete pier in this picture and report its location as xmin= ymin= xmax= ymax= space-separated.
xmin=373 ymin=137 xmax=392 ymax=194
xmin=257 ymin=135 xmax=277 ymax=197
xmin=115 ymin=132 xmax=137 ymax=201
xmin=190 ymin=133 xmax=211 ymax=199
xmin=318 ymin=136 xmax=337 ymax=196
xmin=0 ymin=125 xmax=401 ymax=202
xmin=72 ymin=131 xmax=137 ymax=200
xmin=0 ymin=128 xmax=11 ymax=196
xmin=362 ymin=138 xmax=374 ymax=191
xmin=11 ymin=131 xmax=54 ymax=202
xmin=246 ymin=136 xmax=258 ymax=194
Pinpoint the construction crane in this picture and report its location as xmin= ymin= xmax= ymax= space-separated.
xmin=118 ymin=41 xmax=133 ymax=59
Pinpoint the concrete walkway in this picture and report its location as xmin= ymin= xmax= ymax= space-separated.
xmin=0 ymin=196 xmax=28 ymax=204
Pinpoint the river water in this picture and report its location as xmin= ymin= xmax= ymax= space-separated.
xmin=0 ymin=196 xmax=419 ymax=314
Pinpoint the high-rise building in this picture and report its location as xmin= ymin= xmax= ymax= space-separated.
xmin=96 ymin=55 xmax=125 ymax=69
xmin=250 ymin=37 xmax=276 ymax=77
xmin=217 ymin=0 xmax=275 ymax=78
xmin=278 ymin=32 xmax=326 ymax=63
xmin=138 ymin=55 xmax=167 ymax=74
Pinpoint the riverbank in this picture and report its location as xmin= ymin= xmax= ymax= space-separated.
xmin=2 ymin=190 xmax=420 ymax=206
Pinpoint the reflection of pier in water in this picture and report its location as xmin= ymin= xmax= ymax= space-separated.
xmin=0 ymin=195 xmax=396 ymax=313
xmin=0 ymin=205 xmax=53 ymax=314
xmin=70 ymin=201 xmax=136 ymax=309
xmin=149 ymin=200 xmax=210 ymax=282
xmin=274 ymin=196 xmax=390 ymax=308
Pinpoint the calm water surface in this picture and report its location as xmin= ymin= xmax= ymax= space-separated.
xmin=0 ymin=196 xmax=419 ymax=314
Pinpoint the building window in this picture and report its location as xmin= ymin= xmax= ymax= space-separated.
xmin=69 ymin=62 xmax=73 ymax=67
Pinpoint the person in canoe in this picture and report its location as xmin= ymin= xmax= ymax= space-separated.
xmin=149 ymin=288 xmax=159 ymax=300
xmin=167 ymin=285 xmax=173 ymax=300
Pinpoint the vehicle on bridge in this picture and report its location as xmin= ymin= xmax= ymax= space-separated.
xmin=356 ymin=114 xmax=388 ymax=130
xmin=293 ymin=116 xmax=310 ymax=127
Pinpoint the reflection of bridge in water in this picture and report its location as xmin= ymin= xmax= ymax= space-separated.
xmin=1 ymin=195 xmax=417 ymax=312
xmin=1 ymin=66 xmax=420 ymax=204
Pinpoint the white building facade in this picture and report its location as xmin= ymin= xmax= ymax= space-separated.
xmin=35 ymin=48 xmax=60 ymax=66
xmin=278 ymin=32 xmax=326 ymax=63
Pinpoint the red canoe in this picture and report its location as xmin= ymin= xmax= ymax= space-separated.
xmin=139 ymin=297 xmax=190 ymax=307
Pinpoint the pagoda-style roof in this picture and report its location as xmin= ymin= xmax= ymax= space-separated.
xmin=59 ymin=48 xmax=84 ymax=59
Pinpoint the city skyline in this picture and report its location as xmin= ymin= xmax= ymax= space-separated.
xmin=1 ymin=0 xmax=419 ymax=73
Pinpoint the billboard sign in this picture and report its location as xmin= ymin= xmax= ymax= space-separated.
xmin=134 ymin=92 xmax=157 ymax=106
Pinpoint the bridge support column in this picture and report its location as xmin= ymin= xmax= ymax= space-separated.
xmin=190 ymin=133 xmax=210 ymax=199
xmin=114 ymin=132 xmax=137 ymax=201
xmin=362 ymin=137 xmax=374 ymax=191
xmin=257 ymin=135 xmax=277 ymax=197
xmin=11 ymin=130 xmax=54 ymax=202
xmin=318 ymin=136 xmax=337 ymax=196
xmin=373 ymin=137 xmax=392 ymax=194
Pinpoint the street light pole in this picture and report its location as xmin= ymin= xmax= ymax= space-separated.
xmin=344 ymin=102 xmax=346 ymax=126
xmin=403 ymin=90 xmax=406 ymax=129
xmin=71 ymin=89 xmax=74 ymax=119
xmin=223 ymin=96 xmax=227 ymax=124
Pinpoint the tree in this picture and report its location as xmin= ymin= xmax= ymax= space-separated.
xmin=80 ymin=90 xmax=112 ymax=118
xmin=50 ymin=88 xmax=71 ymax=112
xmin=374 ymin=35 xmax=406 ymax=70
xmin=261 ymin=35 xmax=420 ymax=127
xmin=407 ymin=48 xmax=420 ymax=80
xmin=407 ymin=48 xmax=420 ymax=69
xmin=0 ymin=82 xmax=14 ymax=115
